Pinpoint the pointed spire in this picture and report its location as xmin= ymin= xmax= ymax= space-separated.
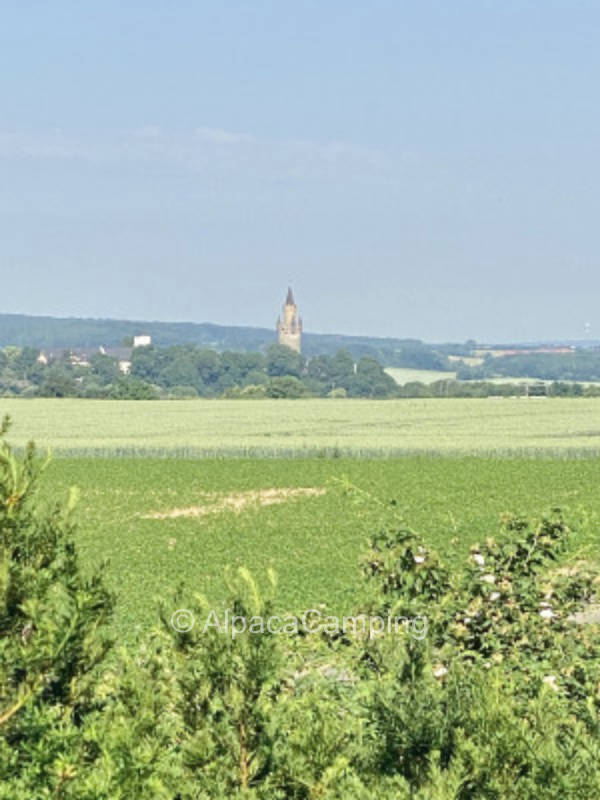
xmin=285 ymin=286 xmax=295 ymax=305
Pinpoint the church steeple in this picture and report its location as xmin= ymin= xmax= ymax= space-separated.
xmin=276 ymin=287 xmax=302 ymax=353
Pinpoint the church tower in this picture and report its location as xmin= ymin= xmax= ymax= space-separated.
xmin=276 ymin=287 xmax=302 ymax=353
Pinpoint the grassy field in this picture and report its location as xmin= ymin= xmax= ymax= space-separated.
xmin=7 ymin=397 xmax=600 ymax=640
xmin=385 ymin=365 xmax=598 ymax=387
xmin=2 ymin=397 xmax=600 ymax=456
xmin=38 ymin=455 xmax=600 ymax=639
xmin=385 ymin=367 xmax=457 ymax=384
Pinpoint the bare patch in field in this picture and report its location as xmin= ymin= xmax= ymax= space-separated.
xmin=142 ymin=487 xmax=326 ymax=519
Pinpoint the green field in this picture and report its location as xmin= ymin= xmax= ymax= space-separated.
xmin=6 ymin=397 xmax=600 ymax=636
xmin=2 ymin=397 xmax=600 ymax=456
xmin=8 ymin=401 xmax=600 ymax=794
xmin=38 ymin=455 xmax=600 ymax=638
xmin=385 ymin=367 xmax=457 ymax=384
xmin=385 ymin=365 xmax=600 ymax=387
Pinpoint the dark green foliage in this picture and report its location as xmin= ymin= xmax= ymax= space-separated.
xmin=547 ymin=380 xmax=584 ymax=396
xmin=163 ymin=569 xmax=286 ymax=796
xmin=0 ymin=418 xmax=113 ymax=797
xmin=349 ymin=357 xmax=399 ymax=397
xmin=395 ymin=378 xmax=592 ymax=397
xmin=266 ymin=375 xmax=307 ymax=398
xmin=37 ymin=365 xmax=78 ymax=397
xmin=353 ymin=500 xmax=600 ymax=797
xmin=108 ymin=376 xmax=159 ymax=399
xmin=396 ymin=379 xmax=528 ymax=397
xmin=265 ymin=344 xmax=305 ymax=378
xmin=457 ymin=350 xmax=600 ymax=382
xmin=88 ymin=353 xmax=121 ymax=385
xmin=1 ymin=343 xmax=399 ymax=398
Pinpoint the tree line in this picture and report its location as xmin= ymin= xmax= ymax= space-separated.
xmin=3 ymin=345 xmax=599 ymax=400
xmin=0 ymin=344 xmax=399 ymax=399
xmin=456 ymin=350 xmax=600 ymax=382
xmin=396 ymin=379 xmax=600 ymax=398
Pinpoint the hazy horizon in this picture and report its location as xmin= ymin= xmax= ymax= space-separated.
xmin=2 ymin=2 xmax=599 ymax=342
xmin=2 ymin=307 xmax=598 ymax=348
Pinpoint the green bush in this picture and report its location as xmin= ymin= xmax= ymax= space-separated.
xmin=0 ymin=418 xmax=113 ymax=797
xmin=266 ymin=375 xmax=307 ymax=398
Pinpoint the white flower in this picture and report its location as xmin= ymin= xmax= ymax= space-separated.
xmin=473 ymin=554 xmax=485 ymax=567
xmin=481 ymin=574 xmax=496 ymax=584
xmin=414 ymin=555 xmax=426 ymax=564
xmin=540 ymin=608 xmax=555 ymax=620
xmin=464 ymin=617 xmax=471 ymax=625
xmin=539 ymin=601 xmax=552 ymax=608
xmin=543 ymin=675 xmax=559 ymax=691
xmin=490 ymin=592 xmax=500 ymax=601
xmin=433 ymin=665 xmax=448 ymax=679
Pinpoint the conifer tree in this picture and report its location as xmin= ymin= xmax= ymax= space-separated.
xmin=0 ymin=417 xmax=113 ymax=797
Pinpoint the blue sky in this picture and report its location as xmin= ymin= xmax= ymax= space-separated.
xmin=1 ymin=0 xmax=599 ymax=342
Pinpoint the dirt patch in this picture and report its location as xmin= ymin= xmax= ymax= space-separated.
xmin=142 ymin=487 xmax=326 ymax=519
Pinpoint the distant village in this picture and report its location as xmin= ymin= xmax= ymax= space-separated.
xmin=33 ymin=288 xmax=304 ymax=377
xmin=37 ymin=333 xmax=153 ymax=376
xmin=0 ymin=288 xmax=598 ymax=399
xmin=34 ymin=288 xmax=576 ymax=376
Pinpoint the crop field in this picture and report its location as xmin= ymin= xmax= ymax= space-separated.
xmin=37 ymin=455 xmax=600 ymax=639
xmin=7 ymin=397 xmax=600 ymax=638
xmin=2 ymin=397 xmax=600 ymax=456
xmin=385 ymin=367 xmax=457 ymax=384
xmin=385 ymin=366 xmax=600 ymax=387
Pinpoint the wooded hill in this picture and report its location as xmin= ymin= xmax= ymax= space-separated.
xmin=0 ymin=312 xmax=448 ymax=369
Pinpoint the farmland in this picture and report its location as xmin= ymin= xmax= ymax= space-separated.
xmin=2 ymin=396 xmax=600 ymax=456
xmin=8 ymin=398 xmax=600 ymax=795
xmin=7 ymin=395 xmax=600 ymax=637
xmin=38 ymin=454 xmax=600 ymax=638
xmin=385 ymin=367 xmax=457 ymax=384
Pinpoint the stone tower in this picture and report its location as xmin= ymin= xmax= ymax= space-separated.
xmin=276 ymin=287 xmax=302 ymax=353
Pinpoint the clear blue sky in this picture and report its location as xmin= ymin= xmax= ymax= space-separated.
xmin=1 ymin=0 xmax=598 ymax=342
